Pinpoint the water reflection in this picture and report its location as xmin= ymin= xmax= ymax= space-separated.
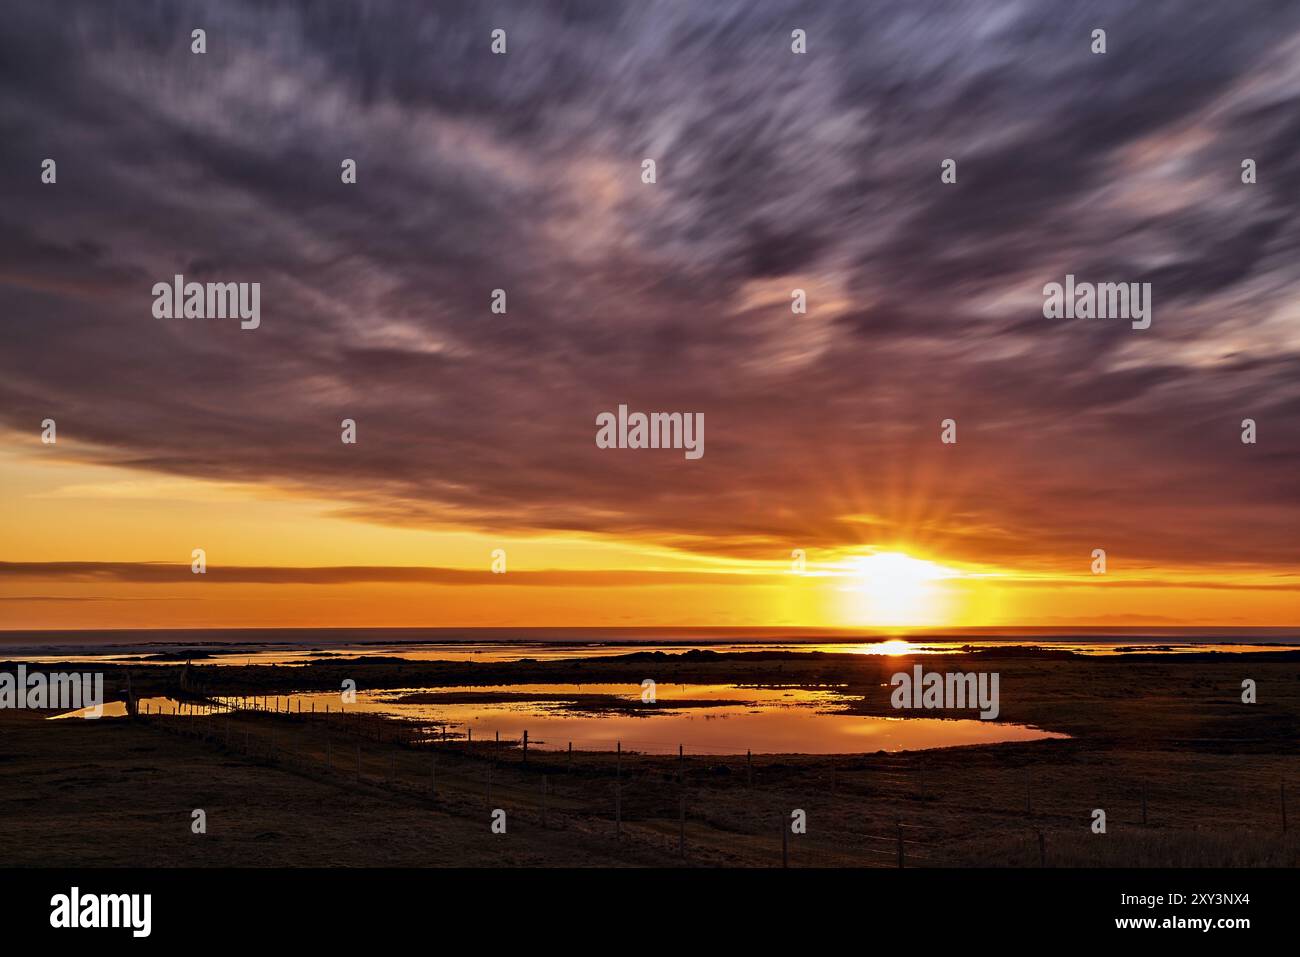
xmin=12 ymin=638 xmax=1294 ymax=668
xmin=53 ymin=683 xmax=1068 ymax=755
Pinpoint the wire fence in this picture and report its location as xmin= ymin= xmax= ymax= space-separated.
xmin=132 ymin=696 xmax=1296 ymax=868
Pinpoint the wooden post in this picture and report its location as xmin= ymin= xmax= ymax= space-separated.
xmin=468 ymin=727 xmax=472 ymax=747
xmin=523 ymin=729 xmax=528 ymax=764
xmin=897 ymin=821 xmax=904 ymax=868
xmin=679 ymin=794 xmax=686 ymax=859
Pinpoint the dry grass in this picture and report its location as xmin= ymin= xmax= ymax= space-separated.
xmin=1 ymin=648 xmax=1297 ymax=867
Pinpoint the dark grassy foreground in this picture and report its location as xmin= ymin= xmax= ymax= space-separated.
xmin=1 ymin=648 xmax=1297 ymax=867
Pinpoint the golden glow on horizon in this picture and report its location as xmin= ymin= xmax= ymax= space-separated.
xmin=2 ymin=443 xmax=1298 ymax=629
xmin=877 ymin=639 xmax=914 ymax=655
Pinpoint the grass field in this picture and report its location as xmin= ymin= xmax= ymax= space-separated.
xmin=1 ymin=648 xmax=1296 ymax=867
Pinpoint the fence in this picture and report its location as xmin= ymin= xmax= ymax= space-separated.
xmin=132 ymin=697 xmax=1296 ymax=868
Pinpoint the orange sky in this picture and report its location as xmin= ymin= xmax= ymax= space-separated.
xmin=3 ymin=445 xmax=1296 ymax=630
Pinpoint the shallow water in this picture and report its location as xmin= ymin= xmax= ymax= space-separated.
xmin=11 ymin=638 xmax=1296 ymax=668
xmin=52 ymin=681 xmax=1069 ymax=755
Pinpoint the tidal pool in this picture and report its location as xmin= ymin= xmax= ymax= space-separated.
xmin=57 ymin=682 xmax=1068 ymax=755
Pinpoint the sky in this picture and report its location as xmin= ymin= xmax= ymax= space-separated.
xmin=1 ymin=1 xmax=1298 ymax=630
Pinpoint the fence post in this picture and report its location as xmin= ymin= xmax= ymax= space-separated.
xmin=679 ymin=794 xmax=686 ymax=860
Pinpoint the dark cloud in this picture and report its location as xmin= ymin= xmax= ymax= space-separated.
xmin=0 ymin=562 xmax=788 ymax=588
xmin=2 ymin=0 xmax=1299 ymax=572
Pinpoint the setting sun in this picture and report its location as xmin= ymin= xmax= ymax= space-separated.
xmin=844 ymin=552 xmax=960 ymax=627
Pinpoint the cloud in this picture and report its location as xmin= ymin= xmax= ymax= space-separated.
xmin=0 ymin=561 xmax=787 ymax=587
xmin=2 ymin=0 xmax=1299 ymax=572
